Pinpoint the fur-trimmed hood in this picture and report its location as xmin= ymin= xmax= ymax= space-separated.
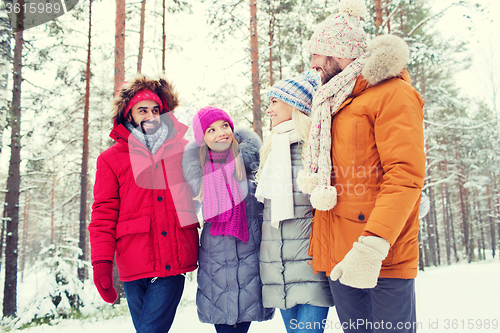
xmin=111 ymin=74 xmax=180 ymax=125
xmin=361 ymin=34 xmax=410 ymax=86
xmin=182 ymin=127 xmax=262 ymax=196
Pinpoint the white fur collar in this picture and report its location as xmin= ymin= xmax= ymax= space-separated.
xmin=362 ymin=34 xmax=410 ymax=86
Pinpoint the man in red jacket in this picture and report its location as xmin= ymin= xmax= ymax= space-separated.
xmin=89 ymin=74 xmax=199 ymax=333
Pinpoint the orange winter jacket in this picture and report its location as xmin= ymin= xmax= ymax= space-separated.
xmin=309 ymin=70 xmax=425 ymax=279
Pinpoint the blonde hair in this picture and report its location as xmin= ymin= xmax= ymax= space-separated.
xmin=194 ymin=137 xmax=246 ymax=201
xmin=255 ymin=108 xmax=311 ymax=182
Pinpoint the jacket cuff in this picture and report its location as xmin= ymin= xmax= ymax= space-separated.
xmin=92 ymin=260 xmax=113 ymax=266
xmin=361 ymin=230 xmax=378 ymax=237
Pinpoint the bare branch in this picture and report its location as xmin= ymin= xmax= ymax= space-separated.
xmin=423 ymin=172 xmax=459 ymax=191
xmin=408 ymin=2 xmax=466 ymax=37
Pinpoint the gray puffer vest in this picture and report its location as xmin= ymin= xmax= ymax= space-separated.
xmin=182 ymin=128 xmax=275 ymax=325
xmin=259 ymin=142 xmax=334 ymax=309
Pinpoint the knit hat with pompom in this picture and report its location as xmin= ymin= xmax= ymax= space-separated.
xmin=308 ymin=0 xmax=367 ymax=59
xmin=267 ymin=71 xmax=320 ymax=114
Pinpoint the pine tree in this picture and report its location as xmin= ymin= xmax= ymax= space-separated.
xmin=78 ymin=0 xmax=93 ymax=283
xmin=3 ymin=0 xmax=24 ymax=318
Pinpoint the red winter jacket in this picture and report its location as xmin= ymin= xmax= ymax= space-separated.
xmin=89 ymin=112 xmax=199 ymax=282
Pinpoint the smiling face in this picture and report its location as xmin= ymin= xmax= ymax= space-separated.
xmin=311 ymin=54 xmax=343 ymax=84
xmin=127 ymin=100 xmax=161 ymax=134
xmin=203 ymin=120 xmax=234 ymax=152
xmin=266 ymin=97 xmax=293 ymax=127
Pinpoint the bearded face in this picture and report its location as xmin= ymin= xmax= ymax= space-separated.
xmin=311 ymin=55 xmax=343 ymax=84
xmin=127 ymin=100 xmax=161 ymax=135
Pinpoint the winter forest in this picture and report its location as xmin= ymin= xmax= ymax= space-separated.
xmin=0 ymin=0 xmax=499 ymax=331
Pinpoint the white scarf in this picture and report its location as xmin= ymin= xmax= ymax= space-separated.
xmin=255 ymin=120 xmax=298 ymax=228
xmin=298 ymin=54 xmax=367 ymax=211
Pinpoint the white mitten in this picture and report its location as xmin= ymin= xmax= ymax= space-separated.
xmin=330 ymin=236 xmax=390 ymax=289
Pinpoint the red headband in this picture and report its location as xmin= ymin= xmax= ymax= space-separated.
xmin=123 ymin=89 xmax=167 ymax=118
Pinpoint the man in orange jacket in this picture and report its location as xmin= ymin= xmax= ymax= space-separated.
xmin=297 ymin=0 xmax=425 ymax=332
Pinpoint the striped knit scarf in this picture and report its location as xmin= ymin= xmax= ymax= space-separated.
xmin=298 ymin=54 xmax=367 ymax=211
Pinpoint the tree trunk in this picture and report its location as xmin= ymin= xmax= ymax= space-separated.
xmin=477 ymin=199 xmax=486 ymax=260
xmin=487 ymin=185 xmax=496 ymax=258
xmin=440 ymin=172 xmax=451 ymax=265
xmin=249 ymin=0 xmax=262 ymax=139
xmin=442 ymin=145 xmax=458 ymax=263
xmin=278 ymin=23 xmax=282 ymax=81
xmin=385 ymin=0 xmax=391 ymax=33
xmin=494 ymin=180 xmax=500 ymax=262
xmin=0 ymin=209 xmax=6 ymax=271
xmin=78 ymin=0 xmax=92 ymax=282
xmin=431 ymin=186 xmax=441 ymax=265
xmin=20 ymin=191 xmax=29 ymax=282
xmin=113 ymin=256 xmax=124 ymax=304
xmin=428 ymin=185 xmax=440 ymax=266
xmin=457 ymin=173 xmax=470 ymax=261
xmin=420 ymin=218 xmax=429 ymax=267
xmin=3 ymin=2 xmax=24 ymax=317
xmin=423 ymin=133 xmax=437 ymax=266
xmin=162 ymin=0 xmax=166 ymax=72
xmin=468 ymin=200 xmax=475 ymax=262
xmin=268 ymin=6 xmax=274 ymax=88
xmin=0 ymin=7 xmax=11 ymax=160
xmin=138 ymin=0 xmax=146 ymax=73
xmin=445 ymin=183 xmax=459 ymax=262
xmin=114 ymin=0 xmax=126 ymax=299
xmin=114 ymin=0 xmax=126 ymax=92
xmin=51 ymin=173 xmax=55 ymax=244
xmin=423 ymin=216 xmax=436 ymax=266
xmin=374 ymin=0 xmax=382 ymax=34
xmin=418 ymin=228 xmax=425 ymax=271
xmin=399 ymin=3 xmax=404 ymax=32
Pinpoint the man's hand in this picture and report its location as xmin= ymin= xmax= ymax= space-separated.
xmin=92 ymin=261 xmax=118 ymax=303
xmin=330 ymin=236 xmax=390 ymax=289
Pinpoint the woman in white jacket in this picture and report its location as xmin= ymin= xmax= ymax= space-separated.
xmin=256 ymin=72 xmax=334 ymax=333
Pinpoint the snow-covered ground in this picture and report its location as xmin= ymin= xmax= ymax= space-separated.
xmin=11 ymin=260 xmax=500 ymax=332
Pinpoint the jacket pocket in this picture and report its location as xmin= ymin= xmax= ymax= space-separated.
xmin=115 ymin=216 xmax=155 ymax=278
xmin=333 ymin=201 xmax=394 ymax=265
xmin=332 ymin=201 xmax=374 ymax=263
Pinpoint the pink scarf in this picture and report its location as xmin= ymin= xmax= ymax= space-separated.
xmin=203 ymin=149 xmax=248 ymax=242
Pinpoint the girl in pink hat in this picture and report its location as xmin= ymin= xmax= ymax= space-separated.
xmin=182 ymin=106 xmax=274 ymax=333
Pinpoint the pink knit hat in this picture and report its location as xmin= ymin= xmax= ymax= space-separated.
xmin=308 ymin=0 xmax=367 ymax=59
xmin=192 ymin=106 xmax=235 ymax=145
